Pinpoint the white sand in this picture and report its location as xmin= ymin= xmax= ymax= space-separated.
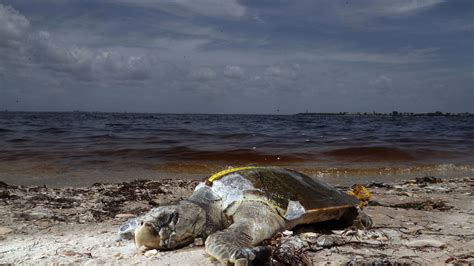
xmin=1 ymin=177 xmax=473 ymax=264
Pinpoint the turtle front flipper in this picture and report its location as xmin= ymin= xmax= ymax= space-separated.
xmin=205 ymin=201 xmax=285 ymax=265
xmin=205 ymin=224 xmax=262 ymax=265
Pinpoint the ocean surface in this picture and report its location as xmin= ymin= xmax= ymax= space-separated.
xmin=0 ymin=112 xmax=473 ymax=187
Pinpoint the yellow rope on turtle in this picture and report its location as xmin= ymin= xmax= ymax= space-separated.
xmin=206 ymin=166 xmax=258 ymax=185
xmin=347 ymin=184 xmax=371 ymax=209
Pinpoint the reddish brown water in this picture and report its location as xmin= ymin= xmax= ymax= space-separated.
xmin=0 ymin=112 xmax=473 ymax=187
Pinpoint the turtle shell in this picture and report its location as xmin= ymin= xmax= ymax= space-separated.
xmin=204 ymin=167 xmax=359 ymax=224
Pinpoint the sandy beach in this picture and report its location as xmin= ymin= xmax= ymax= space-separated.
xmin=1 ymin=174 xmax=473 ymax=265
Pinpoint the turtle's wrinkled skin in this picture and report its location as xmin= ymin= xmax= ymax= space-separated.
xmin=124 ymin=167 xmax=372 ymax=265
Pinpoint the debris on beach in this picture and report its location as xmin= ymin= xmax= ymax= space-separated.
xmin=267 ymin=176 xmax=474 ymax=265
xmin=0 ymin=179 xmax=199 ymax=232
xmin=0 ymin=176 xmax=473 ymax=264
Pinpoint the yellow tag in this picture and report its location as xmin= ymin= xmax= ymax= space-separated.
xmin=207 ymin=166 xmax=258 ymax=184
xmin=347 ymin=184 xmax=371 ymax=208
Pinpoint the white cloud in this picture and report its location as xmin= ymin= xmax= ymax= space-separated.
xmin=263 ymin=64 xmax=300 ymax=80
xmin=223 ymin=65 xmax=244 ymax=79
xmin=0 ymin=5 xmax=29 ymax=41
xmin=378 ymin=0 xmax=444 ymax=15
xmin=370 ymin=75 xmax=393 ymax=94
xmin=437 ymin=20 xmax=474 ymax=33
xmin=325 ymin=0 xmax=445 ymax=28
xmin=0 ymin=4 xmax=152 ymax=81
xmin=113 ymin=0 xmax=246 ymax=18
xmin=307 ymin=46 xmax=440 ymax=64
xmin=152 ymin=37 xmax=210 ymax=53
xmin=339 ymin=0 xmax=444 ymax=18
xmin=189 ymin=67 xmax=216 ymax=81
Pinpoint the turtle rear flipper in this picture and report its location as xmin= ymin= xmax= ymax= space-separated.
xmin=205 ymin=201 xmax=285 ymax=264
xmin=337 ymin=206 xmax=373 ymax=230
xmin=353 ymin=211 xmax=373 ymax=229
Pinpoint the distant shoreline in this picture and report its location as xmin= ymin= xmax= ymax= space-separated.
xmin=1 ymin=110 xmax=473 ymax=117
xmin=295 ymin=111 xmax=474 ymax=117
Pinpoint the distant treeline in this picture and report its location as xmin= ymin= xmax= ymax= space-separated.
xmin=295 ymin=111 xmax=473 ymax=117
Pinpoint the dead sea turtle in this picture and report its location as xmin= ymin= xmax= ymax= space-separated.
xmin=118 ymin=167 xmax=372 ymax=264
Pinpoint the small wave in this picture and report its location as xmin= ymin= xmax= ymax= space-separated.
xmin=6 ymin=138 xmax=31 ymax=143
xmin=0 ymin=128 xmax=13 ymax=133
xmin=90 ymin=147 xmax=310 ymax=163
xmin=143 ymin=139 xmax=181 ymax=144
xmin=86 ymin=134 xmax=119 ymax=139
xmin=387 ymin=138 xmax=418 ymax=143
xmin=217 ymin=133 xmax=267 ymax=139
xmin=323 ymin=147 xmax=416 ymax=161
xmin=105 ymin=123 xmax=128 ymax=127
xmin=83 ymin=159 xmax=111 ymax=165
xmin=412 ymin=148 xmax=456 ymax=158
xmin=0 ymin=151 xmax=48 ymax=161
xmin=38 ymin=127 xmax=68 ymax=134
xmin=168 ymin=148 xmax=310 ymax=163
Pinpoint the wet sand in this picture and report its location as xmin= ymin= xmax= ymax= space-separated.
xmin=0 ymin=176 xmax=473 ymax=264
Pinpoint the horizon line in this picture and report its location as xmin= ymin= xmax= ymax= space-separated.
xmin=1 ymin=110 xmax=472 ymax=116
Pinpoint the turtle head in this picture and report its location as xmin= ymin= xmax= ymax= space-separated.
xmin=134 ymin=201 xmax=206 ymax=250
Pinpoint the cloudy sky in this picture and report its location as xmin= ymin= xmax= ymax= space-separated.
xmin=0 ymin=0 xmax=472 ymax=114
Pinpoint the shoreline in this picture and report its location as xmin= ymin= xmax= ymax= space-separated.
xmin=1 ymin=162 xmax=473 ymax=188
xmin=1 ymin=176 xmax=473 ymax=264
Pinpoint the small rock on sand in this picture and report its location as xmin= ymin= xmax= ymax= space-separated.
xmin=316 ymin=235 xmax=337 ymax=247
xmin=193 ymin=238 xmax=204 ymax=246
xmin=406 ymin=239 xmax=446 ymax=248
xmin=144 ymin=249 xmax=158 ymax=257
xmin=0 ymin=226 xmax=14 ymax=235
xmin=114 ymin=213 xmax=136 ymax=219
xmin=60 ymin=250 xmax=77 ymax=256
xmin=32 ymin=254 xmax=47 ymax=260
xmin=23 ymin=208 xmax=55 ymax=220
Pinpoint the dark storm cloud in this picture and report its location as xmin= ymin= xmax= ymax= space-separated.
xmin=0 ymin=0 xmax=472 ymax=113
